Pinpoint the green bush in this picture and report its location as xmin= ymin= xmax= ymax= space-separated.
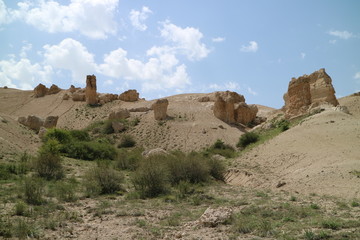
xmin=23 ymin=176 xmax=45 ymax=205
xmin=206 ymin=139 xmax=236 ymax=158
xmin=118 ymin=134 xmax=136 ymax=148
xmin=115 ymin=148 xmax=143 ymax=170
xmin=84 ymin=163 xmax=124 ymax=196
xmin=33 ymin=140 xmax=64 ymax=180
xmin=64 ymin=141 xmax=117 ymax=160
xmin=14 ymin=201 xmax=28 ymax=216
xmin=276 ymin=119 xmax=290 ymax=132
xmin=54 ymin=180 xmax=78 ymax=202
xmin=207 ymin=157 xmax=226 ymax=181
xmin=166 ymin=151 xmax=209 ymax=185
xmin=43 ymin=128 xmax=72 ymax=144
xmin=69 ymin=129 xmax=90 ymax=141
xmin=237 ymin=132 xmax=259 ymax=148
xmin=132 ymin=157 xmax=169 ymax=198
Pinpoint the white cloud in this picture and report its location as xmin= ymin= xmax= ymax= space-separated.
xmin=129 ymin=6 xmax=152 ymax=31
xmin=247 ymin=87 xmax=258 ymax=96
xmin=301 ymin=52 xmax=306 ymax=59
xmin=212 ymin=37 xmax=225 ymax=43
xmin=209 ymin=81 xmax=240 ymax=91
xmin=103 ymin=79 xmax=114 ymax=86
xmin=354 ymin=72 xmax=360 ymax=80
xmin=43 ymin=38 xmax=97 ymax=83
xmin=20 ymin=42 xmax=32 ymax=58
xmin=2 ymin=0 xmax=118 ymax=39
xmin=0 ymin=57 xmax=53 ymax=89
xmin=160 ymin=21 xmax=210 ymax=61
xmin=328 ymin=30 xmax=354 ymax=40
xmin=329 ymin=39 xmax=337 ymax=44
xmin=240 ymin=41 xmax=258 ymax=52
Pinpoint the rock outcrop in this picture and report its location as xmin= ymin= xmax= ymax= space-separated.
xmin=98 ymin=93 xmax=118 ymax=105
xmin=119 ymin=90 xmax=139 ymax=102
xmin=152 ymin=99 xmax=169 ymax=120
xmin=18 ymin=115 xmax=59 ymax=132
xmin=85 ymin=75 xmax=97 ymax=105
xmin=108 ymin=109 xmax=130 ymax=120
xmin=198 ymin=207 xmax=233 ymax=227
xmin=43 ymin=116 xmax=59 ymax=128
xmin=213 ymin=91 xmax=257 ymax=125
xmin=283 ymin=68 xmax=339 ymax=118
xmin=34 ymin=83 xmax=48 ymax=98
xmin=48 ymin=84 xmax=61 ymax=95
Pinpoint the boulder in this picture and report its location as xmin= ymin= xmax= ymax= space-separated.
xmin=119 ymin=89 xmax=139 ymax=102
xmin=43 ymin=116 xmax=58 ymax=128
xmin=283 ymin=68 xmax=339 ymax=118
xmin=213 ymin=91 xmax=249 ymax=124
xmin=234 ymin=103 xmax=258 ymax=125
xmin=69 ymin=85 xmax=79 ymax=93
xmin=198 ymin=207 xmax=233 ymax=227
xmin=34 ymin=83 xmax=48 ymax=98
xmin=85 ymin=75 xmax=97 ymax=105
xmin=21 ymin=115 xmax=44 ymax=132
xmin=108 ymin=108 xmax=130 ymax=120
xmin=111 ymin=121 xmax=126 ymax=133
xmin=38 ymin=127 xmax=47 ymax=139
xmin=98 ymin=93 xmax=118 ymax=104
xmin=128 ymin=107 xmax=151 ymax=112
xmin=152 ymin=99 xmax=169 ymax=120
xmin=72 ymin=92 xmax=85 ymax=101
xmin=48 ymin=84 xmax=61 ymax=95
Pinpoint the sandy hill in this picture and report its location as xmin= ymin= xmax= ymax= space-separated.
xmin=1 ymin=87 xmax=359 ymax=199
xmin=227 ymin=94 xmax=360 ymax=199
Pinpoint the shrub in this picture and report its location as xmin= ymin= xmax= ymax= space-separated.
xmin=276 ymin=119 xmax=290 ymax=132
xmin=115 ymin=148 xmax=143 ymax=170
xmin=54 ymin=180 xmax=78 ymax=202
xmin=43 ymin=128 xmax=72 ymax=144
xmin=83 ymin=162 xmax=124 ymax=196
xmin=64 ymin=141 xmax=117 ymax=160
xmin=166 ymin=152 xmax=209 ymax=185
xmin=206 ymin=139 xmax=236 ymax=158
xmin=132 ymin=157 xmax=169 ymax=198
xmin=103 ymin=120 xmax=115 ymax=134
xmin=237 ymin=132 xmax=259 ymax=148
xmin=207 ymin=157 xmax=226 ymax=181
xmin=33 ymin=140 xmax=64 ymax=180
xmin=23 ymin=176 xmax=45 ymax=205
xmin=14 ymin=201 xmax=28 ymax=216
xmin=69 ymin=129 xmax=90 ymax=141
xmin=118 ymin=134 xmax=136 ymax=148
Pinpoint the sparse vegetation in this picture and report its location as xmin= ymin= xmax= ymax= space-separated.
xmin=205 ymin=139 xmax=236 ymax=158
xmin=237 ymin=132 xmax=259 ymax=148
xmin=118 ymin=134 xmax=136 ymax=148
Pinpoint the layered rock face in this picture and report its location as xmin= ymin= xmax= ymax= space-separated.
xmin=119 ymin=90 xmax=139 ymax=102
xmin=152 ymin=99 xmax=169 ymax=120
xmin=85 ymin=75 xmax=97 ymax=105
xmin=283 ymin=68 xmax=339 ymax=118
xmin=213 ymin=91 xmax=257 ymax=125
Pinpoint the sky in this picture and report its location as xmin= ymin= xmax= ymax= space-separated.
xmin=1 ymin=0 xmax=360 ymax=108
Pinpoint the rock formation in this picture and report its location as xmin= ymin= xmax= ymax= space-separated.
xmin=48 ymin=84 xmax=61 ymax=95
xmin=283 ymin=68 xmax=339 ymax=118
xmin=43 ymin=116 xmax=59 ymax=128
xmin=152 ymin=99 xmax=169 ymax=120
xmin=108 ymin=109 xmax=130 ymax=120
xmin=119 ymin=90 xmax=139 ymax=102
xmin=72 ymin=89 xmax=86 ymax=102
xmin=34 ymin=83 xmax=48 ymax=98
xmin=85 ymin=75 xmax=97 ymax=105
xmin=213 ymin=91 xmax=257 ymax=125
xmin=18 ymin=115 xmax=59 ymax=132
xmin=62 ymin=93 xmax=70 ymax=100
xmin=198 ymin=207 xmax=233 ymax=227
xmin=98 ymin=93 xmax=118 ymax=105
xmin=69 ymin=85 xmax=79 ymax=93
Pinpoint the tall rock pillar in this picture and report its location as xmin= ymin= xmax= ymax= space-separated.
xmin=85 ymin=75 xmax=97 ymax=105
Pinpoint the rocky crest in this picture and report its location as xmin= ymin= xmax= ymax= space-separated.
xmin=213 ymin=91 xmax=257 ymax=125
xmin=283 ymin=68 xmax=339 ymax=118
xmin=119 ymin=90 xmax=139 ymax=102
xmin=18 ymin=115 xmax=58 ymax=133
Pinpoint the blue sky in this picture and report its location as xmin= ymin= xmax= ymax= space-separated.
xmin=1 ymin=0 xmax=360 ymax=108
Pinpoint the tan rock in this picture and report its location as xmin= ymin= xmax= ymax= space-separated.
xmin=198 ymin=207 xmax=233 ymax=227
xmin=43 ymin=116 xmax=58 ymax=128
xmin=72 ymin=92 xmax=85 ymax=101
xmin=34 ymin=83 xmax=48 ymax=98
xmin=198 ymin=96 xmax=211 ymax=102
xmin=152 ymin=99 xmax=169 ymax=120
xmin=119 ymin=89 xmax=139 ymax=102
xmin=129 ymin=107 xmax=151 ymax=112
xmin=48 ymin=84 xmax=61 ymax=95
xmin=213 ymin=91 xmax=247 ymax=124
xmin=85 ymin=75 xmax=97 ymax=105
xmin=108 ymin=108 xmax=130 ymax=120
xmin=98 ymin=93 xmax=118 ymax=104
xmin=20 ymin=115 xmax=44 ymax=132
xmin=234 ymin=103 xmax=258 ymax=125
xmin=38 ymin=126 xmax=47 ymax=139
xmin=284 ymin=68 xmax=339 ymax=118
xmin=69 ymin=85 xmax=79 ymax=93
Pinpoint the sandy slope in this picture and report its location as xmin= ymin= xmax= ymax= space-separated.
xmin=227 ymin=95 xmax=360 ymax=199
